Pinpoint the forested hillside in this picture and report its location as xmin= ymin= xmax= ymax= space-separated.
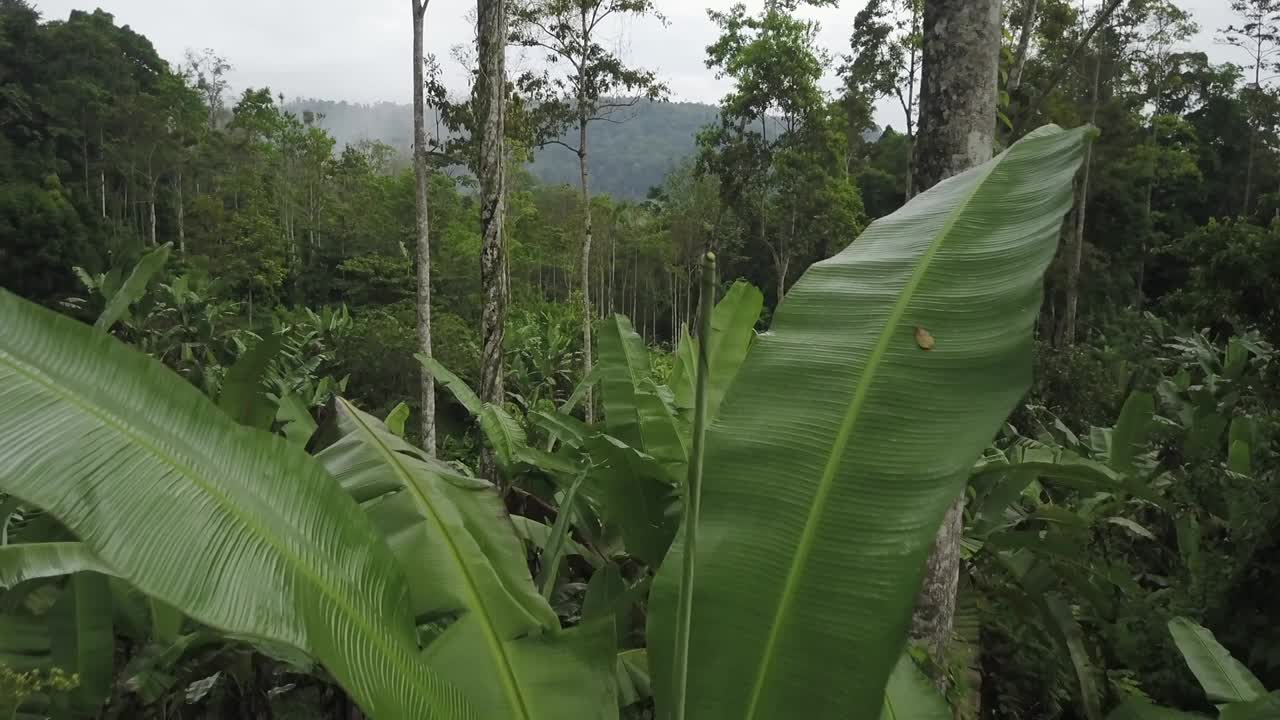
xmin=287 ymin=98 xmax=723 ymax=199
xmin=3 ymin=0 xmax=1280 ymax=719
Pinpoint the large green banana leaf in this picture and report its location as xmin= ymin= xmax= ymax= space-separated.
xmin=0 ymin=544 xmax=114 ymax=588
xmin=0 ymin=289 xmax=472 ymax=720
xmin=1167 ymin=617 xmax=1265 ymax=705
xmin=317 ymin=398 xmax=617 ymax=720
xmin=597 ymin=316 xmax=687 ymax=474
xmin=667 ymin=280 xmax=763 ymax=424
xmin=94 ymin=242 xmax=170 ymax=332
xmin=649 ymin=125 xmax=1090 ymax=720
xmin=879 ymin=653 xmax=950 ymax=720
xmin=49 ymin=572 xmax=114 ymax=715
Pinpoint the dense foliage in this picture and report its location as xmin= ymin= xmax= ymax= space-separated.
xmin=2 ymin=0 xmax=1279 ymax=718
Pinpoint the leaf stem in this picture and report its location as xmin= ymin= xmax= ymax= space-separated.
xmin=671 ymin=252 xmax=716 ymax=720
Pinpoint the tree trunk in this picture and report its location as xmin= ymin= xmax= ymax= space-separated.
xmin=1007 ymin=0 xmax=1040 ymax=95
xmin=175 ymin=170 xmax=185 ymax=253
xmin=99 ymin=128 xmax=107 ymax=219
xmin=149 ymin=183 xmax=158 ymax=247
xmin=909 ymin=0 xmax=1000 ymax=686
xmin=412 ymin=0 xmax=437 ymax=455
xmin=1244 ymin=128 xmax=1257 ymax=217
xmin=1058 ymin=49 xmax=1101 ymax=348
xmin=476 ymin=0 xmax=508 ymax=481
xmin=578 ymin=115 xmax=595 ymax=423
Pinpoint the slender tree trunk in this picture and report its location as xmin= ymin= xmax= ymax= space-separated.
xmin=149 ymin=182 xmax=158 ymax=246
xmin=99 ymin=128 xmax=107 ymax=219
xmin=909 ymin=0 xmax=1000 ymax=687
xmin=1007 ymin=0 xmax=1040 ymax=95
xmin=477 ymin=0 xmax=508 ymax=480
xmin=412 ymin=0 xmax=437 ymax=455
xmin=82 ymin=124 xmax=91 ymax=205
xmin=578 ymin=114 xmax=595 ymax=423
xmin=1244 ymin=129 xmax=1257 ymax=217
xmin=904 ymin=2 xmax=920 ymax=198
xmin=175 ymin=170 xmax=185 ymax=253
xmin=1058 ymin=48 xmax=1100 ymax=348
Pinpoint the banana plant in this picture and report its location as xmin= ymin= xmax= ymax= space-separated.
xmin=1106 ymin=618 xmax=1278 ymax=719
xmin=649 ymin=124 xmax=1091 ymax=719
xmin=0 ymin=290 xmax=472 ymax=718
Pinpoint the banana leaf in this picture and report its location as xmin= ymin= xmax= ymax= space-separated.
xmin=649 ymin=125 xmax=1091 ymax=720
xmin=0 ymin=544 xmax=115 ymax=589
xmin=1168 ymin=617 xmax=1265 ymax=705
xmin=0 ymin=289 xmax=472 ymax=720
xmin=879 ymin=653 xmax=950 ymax=720
xmin=318 ymin=398 xmax=617 ymax=720
xmin=668 ymin=280 xmax=763 ymax=424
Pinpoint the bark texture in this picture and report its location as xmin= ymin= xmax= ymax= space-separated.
xmin=412 ymin=0 xmax=436 ymax=455
xmin=476 ymin=0 xmax=508 ymax=480
xmin=909 ymin=0 xmax=1000 ymax=681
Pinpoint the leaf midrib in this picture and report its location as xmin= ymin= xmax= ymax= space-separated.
xmin=1187 ymin=621 xmax=1254 ymax=703
xmin=340 ymin=399 xmax=533 ymax=720
xmin=0 ymin=348 xmax=442 ymax=719
xmin=740 ymin=154 xmax=1006 ymax=719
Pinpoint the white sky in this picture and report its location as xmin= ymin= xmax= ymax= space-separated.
xmin=31 ymin=0 xmax=1240 ymax=127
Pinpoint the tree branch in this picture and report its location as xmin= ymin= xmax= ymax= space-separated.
xmin=540 ymin=138 xmax=581 ymax=154
xmin=1014 ymin=0 xmax=1125 ymax=136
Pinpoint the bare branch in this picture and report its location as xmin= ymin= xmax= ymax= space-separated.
xmin=541 ymin=138 xmax=582 ymax=154
xmin=1014 ymin=0 xmax=1125 ymax=136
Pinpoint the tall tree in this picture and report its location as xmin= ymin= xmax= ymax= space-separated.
xmin=412 ymin=0 xmax=436 ymax=454
xmin=1220 ymin=0 xmax=1280 ymax=215
xmin=841 ymin=0 xmax=922 ymax=194
xmin=908 ymin=0 xmax=1001 ymax=681
xmin=476 ymin=0 xmax=507 ymax=479
xmin=511 ymin=0 xmax=666 ymax=422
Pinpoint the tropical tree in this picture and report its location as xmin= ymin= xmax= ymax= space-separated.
xmin=510 ymin=0 xmax=668 ymax=423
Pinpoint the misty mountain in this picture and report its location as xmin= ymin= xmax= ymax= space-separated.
xmin=287 ymin=98 xmax=720 ymax=199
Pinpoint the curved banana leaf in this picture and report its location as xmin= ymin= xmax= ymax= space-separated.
xmin=318 ymin=398 xmax=616 ymax=720
xmin=417 ymin=353 xmax=482 ymax=415
xmin=217 ymin=334 xmax=282 ymax=430
xmin=479 ymin=403 xmax=529 ymax=471
xmin=649 ymin=125 xmax=1090 ymax=720
xmin=668 ymin=280 xmax=763 ymax=423
xmin=880 ymin=653 xmax=950 ymax=720
xmin=1168 ymin=617 xmax=1265 ymax=705
xmin=95 ymin=242 xmax=170 ymax=332
xmin=597 ymin=316 xmax=686 ymax=474
xmin=50 ymin=572 xmax=114 ymax=715
xmin=0 ymin=544 xmax=115 ymax=589
xmin=584 ymin=435 xmax=680 ymax=566
xmin=616 ymin=648 xmax=652 ymax=708
xmin=1045 ymin=594 xmax=1102 ymax=720
xmin=1109 ymin=392 xmax=1154 ymax=476
xmin=0 ymin=289 xmax=472 ymax=720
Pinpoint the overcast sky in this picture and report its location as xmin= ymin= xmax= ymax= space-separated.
xmin=31 ymin=0 xmax=1239 ymax=126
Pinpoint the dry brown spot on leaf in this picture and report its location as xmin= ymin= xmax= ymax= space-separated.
xmin=915 ymin=327 xmax=935 ymax=351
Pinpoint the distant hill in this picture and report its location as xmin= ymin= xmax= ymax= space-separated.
xmin=287 ymin=98 xmax=719 ymax=199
